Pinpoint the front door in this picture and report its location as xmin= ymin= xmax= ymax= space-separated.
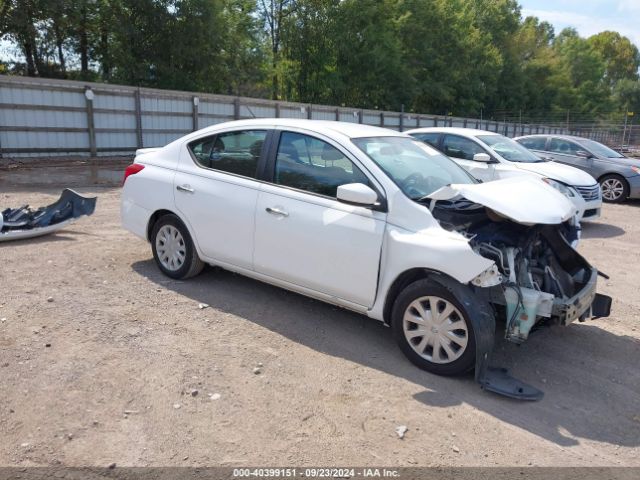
xmin=253 ymin=130 xmax=386 ymax=308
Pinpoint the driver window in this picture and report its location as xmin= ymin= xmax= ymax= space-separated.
xmin=442 ymin=135 xmax=486 ymax=161
xmin=549 ymin=138 xmax=581 ymax=156
xmin=274 ymin=131 xmax=369 ymax=198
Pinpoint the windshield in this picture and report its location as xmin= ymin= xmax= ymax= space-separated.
xmin=477 ymin=135 xmax=545 ymax=163
xmin=578 ymin=139 xmax=624 ymax=158
xmin=352 ymin=136 xmax=475 ymax=200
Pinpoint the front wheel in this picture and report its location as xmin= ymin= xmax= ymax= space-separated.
xmin=600 ymin=174 xmax=629 ymax=203
xmin=392 ymin=279 xmax=476 ymax=376
xmin=151 ymin=214 xmax=204 ymax=279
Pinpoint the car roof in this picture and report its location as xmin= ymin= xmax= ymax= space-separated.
xmin=406 ymin=127 xmax=501 ymax=137
xmin=193 ymin=118 xmax=408 ymax=140
xmin=514 ymin=133 xmax=592 ymax=143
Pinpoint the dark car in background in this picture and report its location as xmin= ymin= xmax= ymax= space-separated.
xmin=514 ymin=135 xmax=640 ymax=203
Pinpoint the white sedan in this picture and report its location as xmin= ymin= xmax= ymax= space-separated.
xmin=121 ymin=119 xmax=610 ymax=399
xmin=407 ymin=128 xmax=603 ymax=221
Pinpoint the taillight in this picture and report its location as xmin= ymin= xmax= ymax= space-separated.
xmin=123 ymin=163 xmax=145 ymax=186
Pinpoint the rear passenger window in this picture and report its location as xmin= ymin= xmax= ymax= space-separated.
xmin=518 ymin=137 xmax=547 ymax=150
xmin=549 ymin=138 xmax=581 ymax=155
xmin=274 ymin=132 xmax=369 ymax=198
xmin=189 ymin=130 xmax=266 ymax=178
xmin=412 ymin=132 xmax=440 ymax=148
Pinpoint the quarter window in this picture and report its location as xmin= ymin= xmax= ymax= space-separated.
xmin=188 ymin=130 xmax=267 ymax=178
xmin=442 ymin=135 xmax=486 ymax=160
xmin=549 ymin=138 xmax=581 ymax=156
xmin=274 ymin=132 xmax=369 ymax=198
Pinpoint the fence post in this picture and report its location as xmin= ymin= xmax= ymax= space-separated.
xmin=192 ymin=96 xmax=199 ymax=131
xmin=134 ymin=88 xmax=143 ymax=149
xmin=307 ymin=104 xmax=312 ymax=120
xmin=380 ymin=112 xmax=384 ymax=127
xmin=358 ymin=109 xmax=363 ymax=124
xmin=399 ymin=104 xmax=404 ymax=132
xmin=234 ymin=98 xmax=241 ymax=120
xmin=416 ymin=115 xmax=421 ymax=128
xmin=84 ymin=87 xmax=97 ymax=157
xmin=463 ymin=118 xmax=468 ymax=128
xmin=275 ymin=102 xmax=281 ymax=118
xmin=433 ymin=117 xmax=438 ymax=127
xmin=335 ymin=108 xmax=339 ymax=121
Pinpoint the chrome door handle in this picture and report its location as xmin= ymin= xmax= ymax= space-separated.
xmin=176 ymin=184 xmax=195 ymax=193
xmin=265 ymin=207 xmax=289 ymax=217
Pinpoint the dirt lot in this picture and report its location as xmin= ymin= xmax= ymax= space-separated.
xmin=1 ymin=164 xmax=639 ymax=467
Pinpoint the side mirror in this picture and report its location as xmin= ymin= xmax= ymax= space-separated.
xmin=336 ymin=183 xmax=378 ymax=206
xmin=576 ymin=150 xmax=592 ymax=159
xmin=473 ymin=153 xmax=492 ymax=163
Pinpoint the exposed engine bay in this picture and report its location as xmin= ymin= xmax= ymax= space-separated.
xmin=431 ymin=198 xmax=608 ymax=343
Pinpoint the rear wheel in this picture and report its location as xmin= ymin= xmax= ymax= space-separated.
xmin=392 ymin=279 xmax=476 ymax=376
xmin=151 ymin=214 xmax=204 ymax=279
xmin=600 ymin=174 xmax=629 ymax=203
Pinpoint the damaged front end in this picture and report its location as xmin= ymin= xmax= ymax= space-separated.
xmin=428 ymin=177 xmax=612 ymax=400
xmin=1 ymin=189 xmax=97 ymax=242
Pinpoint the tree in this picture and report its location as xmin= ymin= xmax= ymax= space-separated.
xmin=331 ymin=0 xmax=410 ymax=110
xmin=219 ymin=0 xmax=268 ymax=97
xmin=278 ymin=0 xmax=338 ymax=103
xmin=258 ymin=0 xmax=298 ymax=99
xmin=588 ymin=31 xmax=640 ymax=87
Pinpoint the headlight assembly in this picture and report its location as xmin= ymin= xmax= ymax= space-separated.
xmin=542 ymin=178 xmax=576 ymax=197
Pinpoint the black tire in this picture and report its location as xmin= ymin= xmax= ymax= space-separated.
xmin=391 ymin=278 xmax=477 ymax=376
xmin=599 ymin=174 xmax=629 ymax=203
xmin=150 ymin=214 xmax=204 ymax=279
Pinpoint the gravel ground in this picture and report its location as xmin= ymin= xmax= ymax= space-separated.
xmin=0 ymin=166 xmax=639 ymax=467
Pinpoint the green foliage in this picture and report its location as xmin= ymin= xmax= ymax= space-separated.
xmin=0 ymin=0 xmax=638 ymax=123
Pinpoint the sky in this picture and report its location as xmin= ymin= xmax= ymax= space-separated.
xmin=519 ymin=0 xmax=640 ymax=47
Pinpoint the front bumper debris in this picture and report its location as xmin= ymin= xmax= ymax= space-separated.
xmin=1 ymin=189 xmax=97 ymax=242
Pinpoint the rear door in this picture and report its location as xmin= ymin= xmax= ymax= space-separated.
xmin=441 ymin=134 xmax=496 ymax=181
xmin=253 ymin=130 xmax=386 ymax=308
xmin=547 ymin=138 xmax=594 ymax=174
xmin=174 ymin=129 xmax=270 ymax=269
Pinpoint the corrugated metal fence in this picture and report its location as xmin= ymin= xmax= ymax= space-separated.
xmin=0 ymin=74 xmax=598 ymax=159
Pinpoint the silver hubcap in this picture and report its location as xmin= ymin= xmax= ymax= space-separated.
xmin=403 ymin=296 xmax=469 ymax=364
xmin=156 ymin=225 xmax=186 ymax=271
xmin=601 ymin=178 xmax=624 ymax=201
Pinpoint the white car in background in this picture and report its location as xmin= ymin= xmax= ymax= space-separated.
xmin=121 ymin=119 xmax=610 ymax=400
xmin=407 ymin=128 xmax=602 ymax=221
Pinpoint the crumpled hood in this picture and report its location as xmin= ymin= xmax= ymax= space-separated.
xmin=514 ymin=161 xmax=596 ymax=186
xmin=427 ymin=176 xmax=576 ymax=225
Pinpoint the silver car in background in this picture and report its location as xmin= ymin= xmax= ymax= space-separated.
xmin=515 ymin=135 xmax=640 ymax=203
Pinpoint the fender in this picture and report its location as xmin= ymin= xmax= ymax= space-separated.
xmin=430 ymin=273 xmax=544 ymax=401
